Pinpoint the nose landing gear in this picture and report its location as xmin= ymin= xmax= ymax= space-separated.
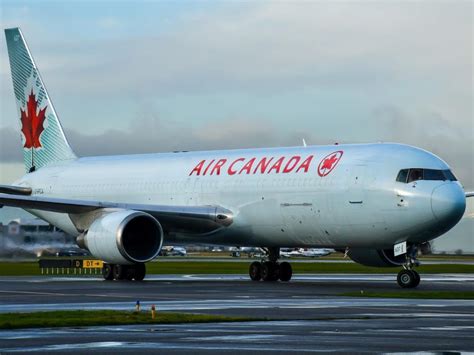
xmin=397 ymin=269 xmax=420 ymax=288
xmin=248 ymin=247 xmax=293 ymax=282
xmin=397 ymin=246 xmax=420 ymax=288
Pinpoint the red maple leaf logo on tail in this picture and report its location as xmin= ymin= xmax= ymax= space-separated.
xmin=20 ymin=90 xmax=47 ymax=149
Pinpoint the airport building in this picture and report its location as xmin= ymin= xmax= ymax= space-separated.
xmin=0 ymin=218 xmax=76 ymax=258
xmin=0 ymin=213 xmax=472 ymax=257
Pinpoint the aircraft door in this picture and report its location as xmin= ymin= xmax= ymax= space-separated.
xmin=348 ymin=165 xmax=367 ymax=206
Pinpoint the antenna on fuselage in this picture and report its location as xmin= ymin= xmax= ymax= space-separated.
xmin=302 ymin=138 xmax=307 ymax=147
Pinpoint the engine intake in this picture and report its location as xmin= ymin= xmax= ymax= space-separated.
xmin=78 ymin=210 xmax=163 ymax=264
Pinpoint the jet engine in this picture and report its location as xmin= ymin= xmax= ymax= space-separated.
xmin=347 ymin=248 xmax=406 ymax=267
xmin=77 ymin=210 xmax=163 ymax=264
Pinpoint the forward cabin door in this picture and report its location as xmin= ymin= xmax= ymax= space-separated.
xmin=347 ymin=165 xmax=367 ymax=207
xmin=323 ymin=164 xmax=368 ymax=242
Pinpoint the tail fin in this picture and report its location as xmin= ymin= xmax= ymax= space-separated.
xmin=5 ymin=27 xmax=76 ymax=173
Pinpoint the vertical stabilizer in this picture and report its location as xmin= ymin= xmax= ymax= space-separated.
xmin=5 ymin=27 xmax=76 ymax=172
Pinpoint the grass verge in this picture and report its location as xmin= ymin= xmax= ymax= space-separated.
xmin=341 ymin=290 xmax=474 ymax=300
xmin=1 ymin=261 xmax=473 ymax=276
xmin=0 ymin=310 xmax=255 ymax=330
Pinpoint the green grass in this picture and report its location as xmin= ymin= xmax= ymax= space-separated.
xmin=341 ymin=290 xmax=474 ymax=300
xmin=0 ymin=260 xmax=473 ymax=276
xmin=0 ymin=310 xmax=255 ymax=330
xmin=0 ymin=262 xmax=39 ymax=276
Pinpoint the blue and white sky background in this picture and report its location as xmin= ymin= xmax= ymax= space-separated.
xmin=0 ymin=0 xmax=472 ymax=190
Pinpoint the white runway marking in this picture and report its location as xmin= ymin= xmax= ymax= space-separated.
xmin=0 ymin=273 xmax=473 ymax=283
xmin=0 ymin=297 xmax=473 ymax=313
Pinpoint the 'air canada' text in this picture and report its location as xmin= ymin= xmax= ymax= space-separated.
xmin=189 ymin=155 xmax=314 ymax=176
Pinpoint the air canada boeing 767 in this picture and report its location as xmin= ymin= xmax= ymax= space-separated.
xmin=1 ymin=28 xmax=472 ymax=287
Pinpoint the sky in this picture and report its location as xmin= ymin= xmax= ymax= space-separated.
xmin=0 ymin=0 xmax=472 ymax=193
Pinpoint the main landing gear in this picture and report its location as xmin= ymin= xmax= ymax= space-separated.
xmin=248 ymin=247 xmax=292 ymax=282
xmin=397 ymin=246 xmax=420 ymax=288
xmin=102 ymin=263 xmax=146 ymax=281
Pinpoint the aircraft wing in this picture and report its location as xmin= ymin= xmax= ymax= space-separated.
xmin=466 ymin=192 xmax=474 ymax=198
xmin=0 ymin=192 xmax=233 ymax=233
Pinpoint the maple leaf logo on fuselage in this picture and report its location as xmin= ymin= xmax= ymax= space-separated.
xmin=20 ymin=90 xmax=47 ymax=149
xmin=317 ymin=150 xmax=343 ymax=177
xmin=320 ymin=154 xmax=339 ymax=171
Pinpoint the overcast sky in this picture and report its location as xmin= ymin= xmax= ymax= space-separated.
xmin=0 ymin=1 xmax=472 ymax=190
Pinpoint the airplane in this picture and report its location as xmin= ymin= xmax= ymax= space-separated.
xmin=230 ymin=246 xmax=264 ymax=258
xmin=160 ymin=246 xmax=187 ymax=257
xmin=280 ymin=248 xmax=305 ymax=258
xmin=0 ymin=28 xmax=472 ymax=287
xmin=301 ymin=248 xmax=334 ymax=258
xmin=281 ymin=248 xmax=334 ymax=258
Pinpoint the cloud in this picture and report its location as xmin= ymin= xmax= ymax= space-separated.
xmin=65 ymin=115 xmax=309 ymax=156
xmin=2 ymin=2 xmax=470 ymax=97
xmin=97 ymin=17 xmax=121 ymax=30
xmin=0 ymin=127 xmax=22 ymax=162
xmin=373 ymin=106 xmax=473 ymax=189
xmin=0 ymin=1 xmax=471 ymax=190
xmin=1 ymin=103 xmax=471 ymax=189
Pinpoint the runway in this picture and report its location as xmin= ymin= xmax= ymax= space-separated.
xmin=0 ymin=274 xmax=473 ymax=353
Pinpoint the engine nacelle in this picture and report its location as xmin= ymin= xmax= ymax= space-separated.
xmin=347 ymin=248 xmax=406 ymax=267
xmin=79 ymin=210 xmax=163 ymax=264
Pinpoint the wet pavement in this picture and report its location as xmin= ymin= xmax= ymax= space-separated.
xmin=0 ymin=274 xmax=473 ymax=353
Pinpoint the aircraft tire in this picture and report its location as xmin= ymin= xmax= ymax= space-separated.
xmin=124 ymin=266 xmax=135 ymax=281
xmin=113 ymin=264 xmax=126 ymax=280
xmin=397 ymin=269 xmax=416 ymax=288
xmin=133 ymin=263 xmax=146 ymax=281
xmin=279 ymin=261 xmax=292 ymax=282
xmin=102 ymin=264 xmax=114 ymax=281
xmin=249 ymin=261 xmax=262 ymax=281
xmin=412 ymin=270 xmax=420 ymax=288
xmin=262 ymin=261 xmax=279 ymax=282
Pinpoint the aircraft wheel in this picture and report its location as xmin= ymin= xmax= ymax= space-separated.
xmin=397 ymin=269 xmax=417 ymax=288
xmin=412 ymin=270 xmax=420 ymax=288
xmin=124 ymin=266 xmax=135 ymax=281
xmin=102 ymin=264 xmax=114 ymax=281
xmin=262 ymin=261 xmax=279 ymax=282
xmin=279 ymin=261 xmax=292 ymax=282
xmin=113 ymin=264 xmax=126 ymax=280
xmin=249 ymin=261 xmax=262 ymax=281
xmin=133 ymin=263 xmax=146 ymax=281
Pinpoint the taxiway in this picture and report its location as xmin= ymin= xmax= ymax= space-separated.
xmin=0 ymin=274 xmax=473 ymax=353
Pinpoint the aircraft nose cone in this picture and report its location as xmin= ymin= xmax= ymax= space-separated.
xmin=431 ymin=183 xmax=466 ymax=225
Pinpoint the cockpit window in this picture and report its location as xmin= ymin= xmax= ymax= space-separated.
xmin=424 ymin=169 xmax=446 ymax=181
xmin=407 ymin=168 xmax=423 ymax=183
xmin=396 ymin=169 xmax=457 ymax=183
xmin=396 ymin=169 xmax=409 ymax=183
xmin=443 ymin=170 xmax=457 ymax=181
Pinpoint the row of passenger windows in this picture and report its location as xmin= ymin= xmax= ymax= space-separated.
xmin=396 ymin=169 xmax=457 ymax=183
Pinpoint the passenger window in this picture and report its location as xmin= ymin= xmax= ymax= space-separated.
xmin=396 ymin=169 xmax=409 ymax=183
xmin=407 ymin=169 xmax=423 ymax=183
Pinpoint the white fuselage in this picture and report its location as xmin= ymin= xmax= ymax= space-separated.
xmin=16 ymin=143 xmax=466 ymax=249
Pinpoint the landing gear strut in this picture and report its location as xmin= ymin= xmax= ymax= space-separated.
xmin=102 ymin=263 xmax=146 ymax=281
xmin=248 ymin=247 xmax=292 ymax=282
xmin=397 ymin=245 xmax=420 ymax=288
